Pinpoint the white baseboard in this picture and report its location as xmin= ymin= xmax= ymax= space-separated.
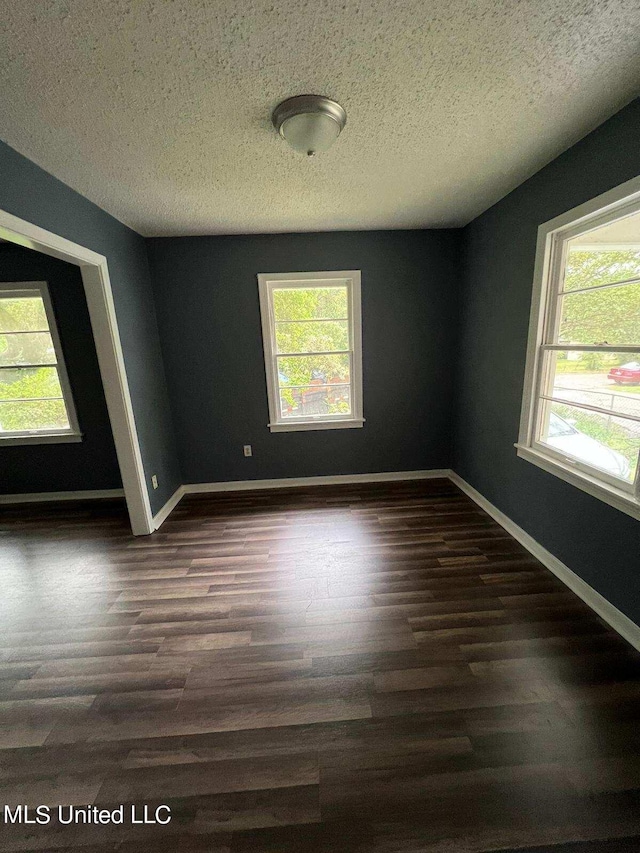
xmin=151 ymin=485 xmax=186 ymax=530
xmin=449 ymin=471 xmax=640 ymax=653
xmin=0 ymin=488 xmax=125 ymax=505
xmin=183 ymin=469 xmax=452 ymax=495
xmin=0 ymin=471 xmax=448 ymax=518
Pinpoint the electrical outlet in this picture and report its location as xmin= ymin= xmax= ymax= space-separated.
xmin=243 ymin=445 xmax=252 ymax=457
xmin=151 ymin=474 xmax=158 ymax=489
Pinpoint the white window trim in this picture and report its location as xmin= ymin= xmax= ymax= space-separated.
xmin=257 ymin=270 xmax=364 ymax=433
xmin=0 ymin=280 xmax=81 ymax=445
xmin=517 ymin=174 xmax=640 ymax=521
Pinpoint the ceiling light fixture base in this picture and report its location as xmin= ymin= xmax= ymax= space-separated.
xmin=272 ymin=95 xmax=347 ymax=156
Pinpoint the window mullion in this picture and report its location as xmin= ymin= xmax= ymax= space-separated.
xmin=540 ymin=344 xmax=640 ymax=352
xmin=559 ymin=273 xmax=640 ymax=296
xmin=0 ymin=362 xmax=58 ymax=369
xmin=0 ymin=329 xmax=50 ymax=335
xmin=276 ymin=350 xmax=350 ymax=358
xmin=0 ymin=396 xmax=65 ymax=403
xmin=539 ymin=393 xmax=640 ymax=424
xmin=278 ymin=382 xmax=350 ymax=390
xmin=274 ymin=318 xmax=349 ymax=323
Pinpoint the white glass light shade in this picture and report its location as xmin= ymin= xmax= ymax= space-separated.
xmin=272 ymin=95 xmax=346 ymax=157
xmin=280 ymin=112 xmax=342 ymax=156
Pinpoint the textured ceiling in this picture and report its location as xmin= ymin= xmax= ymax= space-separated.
xmin=1 ymin=1 xmax=639 ymax=237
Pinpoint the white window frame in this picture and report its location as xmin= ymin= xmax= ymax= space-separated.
xmin=0 ymin=280 xmax=81 ymax=445
xmin=517 ymin=175 xmax=640 ymax=521
xmin=257 ymin=270 xmax=364 ymax=433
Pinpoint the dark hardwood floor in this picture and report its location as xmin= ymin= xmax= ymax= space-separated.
xmin=1 ymin=478 xmax=640 ymax=853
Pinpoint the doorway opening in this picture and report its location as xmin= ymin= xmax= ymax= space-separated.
xmin=0 ymin=208 xmax=153 ymax=535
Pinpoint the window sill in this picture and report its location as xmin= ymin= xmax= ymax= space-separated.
xmin=268 ymin=418 xmax=365 ymax=433
xmin=0 ymin=432 xmax=83 ymax=447
xmin=515 ymin=443 xmax=640 ymax=521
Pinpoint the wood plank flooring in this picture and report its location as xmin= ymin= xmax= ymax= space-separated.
xmin=1 ymin=478 xmax=640 ymax=852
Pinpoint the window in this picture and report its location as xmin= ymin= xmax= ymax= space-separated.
xmin=0 ymin=281 xmax=80 ymax=444
xmin=518 ymin=181 xmax=640 ymax=519
xmin=257 ymin=270 xmax=364 ymax=432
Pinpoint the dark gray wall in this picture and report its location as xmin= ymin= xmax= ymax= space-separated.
xmin=0 ymin=244 xmax=121 ymax=493
xmin=454 ymin=98 xmax=640 ymax=624
xmin=0 ymin=140 xmax=181 ymax=514
xmin=148 ymin=230 xmax=461 ymax=484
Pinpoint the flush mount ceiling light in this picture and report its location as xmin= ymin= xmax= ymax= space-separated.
xmin=272 ymin=95 xmax=347 ymax=157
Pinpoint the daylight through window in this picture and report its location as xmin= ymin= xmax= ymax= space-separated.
xmin=258 ymin=271 xmax=364 ymax=432
xmin=0 ymin=282 xmax=80 ymax=441
xmin=520 ymin=201 xmax=640 ymax=507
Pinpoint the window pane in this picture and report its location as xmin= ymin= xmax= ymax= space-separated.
xmin=539 ymin=400 xmax=639 ymax=484
xmin=547 ymin=351 xmax=640 ymax=421
xmin=275 ymin=320 xmax=348 ymax=354
xmin=277 ymin=353 xmax=350 ymax=388
xmin=557 ymin=281 xmax=640 ymax=346
xmin=280 ymin=385 xmax=351 ymax=418
xmin=0 ymin=399 xmax=69 ymax=432
xmin=0 ymin=367 xmax=64 ymax=400
xmin=0 ymin=296 xmax=48 ymax=332
xmin=273 ymin=286 xmax=348 ymax=321
xmin=563 ymin=248 xmax=640 ymax=292
xmin=0 ymin=332 xmax=56 ymax=366
xmin=564 ymin=208 xmax=640 ymax=291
